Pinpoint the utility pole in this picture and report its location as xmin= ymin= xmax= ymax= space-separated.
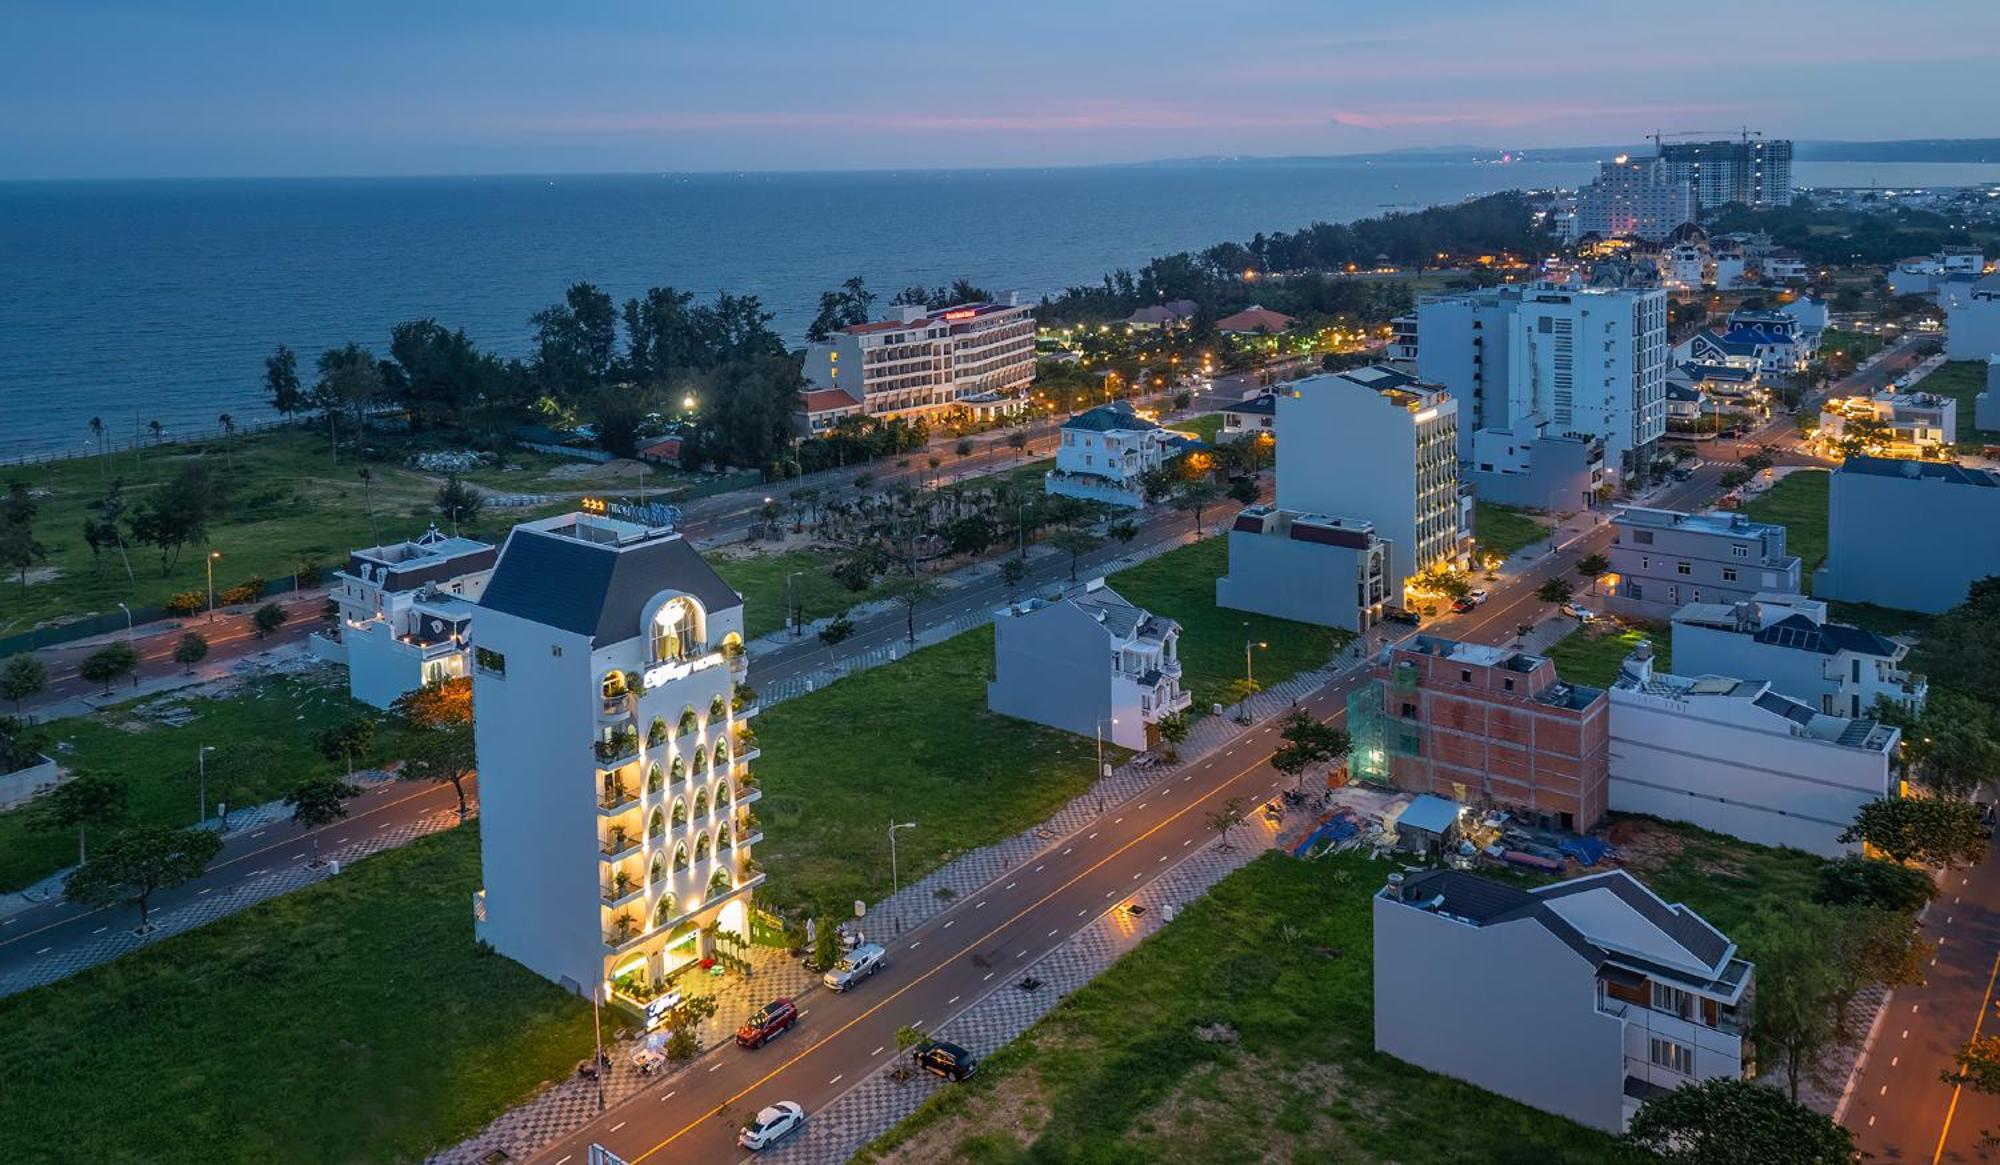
xmin=888 ymin=820 xmax=917 ymax=926
xmin=206 ymin=550 xmax=221 ymax=622
xmin=197 ymin=744 xmax=216 ymax=825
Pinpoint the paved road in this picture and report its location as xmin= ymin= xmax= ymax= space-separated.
xmin=1844 ymin=852 xmax=2000 ymax=1163
xmin=0 ymin=773 xmax=471 ymax=990
xmin=531 ymin=450 xmax=1752 ymax=1164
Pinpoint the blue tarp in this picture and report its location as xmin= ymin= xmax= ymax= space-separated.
xmin=1558 ymin=835 xmax=1611 ymax=867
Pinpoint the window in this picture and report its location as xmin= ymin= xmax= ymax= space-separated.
xmin=475 ymin=647 xmax=506 ymax=676
xmin=1503 ymin=678 xmax=1515 ymax=691
xmin=1461 ymin=669 xmax=1473 ymax=683
xmin=1652 ymin=982 xmax=1696 ymax=1019
xmin=1667 ymin=586 xmax=1679 ymax=603
xmin=1633 ymin=530 xmax=1654 ymax=545
xmin=1721 ymin=567 xmax=1738 ymax=583
xmin=1649 ymin=1037 xmax=1695 ymax=1076
xmin=1692 ymin=589 xmax=1702 ymax=602
xmin=1731 ymin=543 xmax=1750 ymax=558
xmin=1628 ymin=582 xmax=1644 ymax=601
xmin=1676 ymin=561 xmax=1692 ymax=576
xmin=1400 ymin=702 xmax=1418 ymax=720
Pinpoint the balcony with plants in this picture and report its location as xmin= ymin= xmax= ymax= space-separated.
xmin=593 ymin=725 xmax=641 ymax=769
xmin=601 ymin=866 xmax=644 ymax=908
xmin=598 ymin=777 xmax=640 ymax=816
xmin=599 ymin=822 xmax=641 ymax=863
xmin=603 ymin=911 xmax=646 ymax=952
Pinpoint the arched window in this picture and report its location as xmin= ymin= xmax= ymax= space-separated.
xmin=716 ymin=823 xmax=732 ymax=851
xmin=713 ymin=740 xmax=730 ymax=767
xmin=673 ymin=842 xmax=689 ymax=871
xmin=646 ymin=763 xmax=664 ymax=793
xmin=649 ymin=853 xmax=665 ymax=884
xmin=671 ymin=798 xmax=687 ymax=827
xmin=693 ymin=790 xmax=709 ymax=821
xmin=677 ymin=706 xmax=699 ymax=736
xmin=647 ymin=717 xmax=668 ymax=747
xmin=708 ymin=695 xmax=726 ymax=720
xmin=707 ymin=868 xmax=732 ymax=897
xmin=694 ymin=833 xmax=711 ymax=862
xmin=647 ymin=808 xmax=665 ymax=838
xmin=601 ymin=671 xmax=628 ymax=701
xmin=651 ymin=598 xmax=705 ymax=663
xmin=655 ymin=895 xmax=675 ymax=926
xmin=670 ymin=755 xmax=684 ymax=783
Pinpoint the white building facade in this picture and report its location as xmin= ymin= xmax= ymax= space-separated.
xmin=1567 ymin=157 xmax=1695 ymax=243
xmin=798 ymin=299 xmax=1035 ymax=430
xmin=987 ymin=581 xmax=1190 ymax=750
xmin=325 ymin=527 xmax=496 ymax=708
xmin=1375 ymin=866 xmax=1753 ymax=1133
xmin=1670 ymin=594 xmax=1927 ymax=717
xmin=1044 ymin=401 xmax=1188 ymax=508
xmin=1215 ymin=506 xmax=1390 ymax=631
xmin=1609 ymin=646 xmax=1898 ymax=857
xmin=1273 ymin=365 xmax=1466 ymax=595
xmin=1509 ymin=286 xmax=1670 ymax=475
xmin=470 ymin=512 xmax=764 ymax=1009
xmin=1945 ymin=276 xmax=2000 ymax=362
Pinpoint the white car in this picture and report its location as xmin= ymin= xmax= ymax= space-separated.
xmin=1561 ymin=602 xmax=1597 ymax=622
xmin=1466 ymin=588 xmax=1490 ymax=606
xmin=821 ymin=942 xmax=886 ymax=992
xmin=738 ymin=1101 xmax=807 ymax=1151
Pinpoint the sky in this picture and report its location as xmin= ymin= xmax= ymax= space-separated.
xmin=3 ymin=0 xmax=1998 ymax=180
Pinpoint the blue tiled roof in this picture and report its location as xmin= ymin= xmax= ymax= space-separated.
xmin=1840 ymin=456 xmax=2000 ymax=488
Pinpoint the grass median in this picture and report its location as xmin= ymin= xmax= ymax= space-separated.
xmin=0 ymin=823 xmax=589 ymax=1165
xmin=0 ymin=671 xmax=424 ymax=892
xmin=750 ymin=537 xmax=1345 ymax=916
xmin=859 ymin=851 xmax=1622 ymax=1163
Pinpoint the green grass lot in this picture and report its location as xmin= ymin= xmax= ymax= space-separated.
xmin=1819 ymin=328 xmax=1888 ymax=361
xmin=1474 ymin=500 xmax=1550 ymax=563
xmin=1171 ymin=413 xmax=1226 ymax=443
xmin=1541 ymin=624 xmax=1670 ymax=689
xmin=0 ymin=672 xmax=425 ymax=892
xmin=1106 ymin=536 xmax=1349 ymax=710
xmin=711 ymin=547 xmax=893 ymax=641
xmin=1741 ymin=470 xmax=1829 ymax=581
xmin=858 ymin=852 xmax=1626 ymax=1164
xmin=1620 ymin=817 xmax=1828 ymax=940
xmin=1910 ymin=361 xmax=1999 ymax=449
xmin=750 ymin=625 xmax=1108 ymax=917
xmin=3 ymin=429 xmax=571 ymax=632
xmin=0 ymin=824 xmax=592 ymax=1165
xmin=1828 ymin=600 xmax=1934 ymax=640
xmin=750 ymin=538 xmax=1345 ymax=915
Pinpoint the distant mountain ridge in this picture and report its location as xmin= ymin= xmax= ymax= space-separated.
xmin=1136 ymin=139 xmax=2000 ymax=167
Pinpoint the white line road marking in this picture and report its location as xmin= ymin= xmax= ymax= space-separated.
xmin=1158 ymin=855 xmax=1167 ymax=863
xmin=975 ymin=901 xmax=985 ymax=909
xmin=1017 ymin=951 xmax=1027 ymax=958
xmin=911 ymin=941 xmax=922 ymax=948
xmin=91 ymin=926 xmax=106 ymax=934
xmin=1138 ymin=802 xmax=1148 ymax=810
xmin=1879 ymin=1085 xmax=1887 ymax=1096
xmin=1089 ymin=833 xmax=1099 ymax=840
xmin=665 ymin=1091 xmax=677 ymax=1100
xmin=1131 ymin=872 xmax=1140 ymax=880
xmin=1 ymin=919 xmax=14 ymax=926
xmin=610 ymin=1122 xmax=626 ymax=1133
xmin=1903 ymin=1030 xmax=1910 ymax=1039
xmin=35 ymin=946 xmax=52 ymax=955
xmin=1047 ymin=929 xmax=1058 ymax=937
xmin=1078 ymin=909 xmax=1086 ymax=916
xmin=871 ymin=1046 xmax=884 ymax=1056
xmin=1869 ymin=1116 xmax=1876 ymax=1127
xmin=1914 ymin=1003 xmax=1922 ymax=1012
xmin=1005 ymin=882 xmax=1016 ymax=890
xmin=557 ymin=1156 xmax=572 ymax=1165
xmin=798 ymin=1009 xmax=810 ymax=1017
xmin=198 ymin=888 xmax=214 ymax=895
xmin=947 ymin=995 xmax=959 ymax=1005
xmin=1062 ymin=847 xmax=1073 ymax=855
xmin=1105 ymin=890 xmax=1115 ymax=898
xmin=1034 ymin=865 xmax=1044 ymax=872
xmin=1892 ymin=1057 xmax=1900 ymax=1067
xmin=290 ymin=853 xmax=306 ymax=861
xmin=1183 ymin=839 xmax=1193 ymax=847
xmin=829 ymin=1074 xmax=843 ymax=1084
xmin=944 ymin=920 xmax=954 ymax=928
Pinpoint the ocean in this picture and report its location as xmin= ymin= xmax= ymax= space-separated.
xmin=4 ymin=159 xmax=1998 ymax=461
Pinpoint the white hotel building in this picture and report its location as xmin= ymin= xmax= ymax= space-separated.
xmin=470 ymin=512 xmax=764 ymax=1011
xmin=797 ymin=298 xmax=1036 ymax=433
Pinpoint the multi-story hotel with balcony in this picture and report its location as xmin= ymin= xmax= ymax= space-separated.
xmin=1375 ymin=866 xmax=1753 ymax=1133
xmin=321 ymin=525 xmax=496 ymax=708
xmin=469 ymin=511 xmax=764 ymax=1013
xmin=795 ymin=298 xmax=1035 ymax=433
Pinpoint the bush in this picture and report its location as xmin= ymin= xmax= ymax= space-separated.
xmin=164 ymin=592 xmax=206 ymax=617
xmin=252 ymin=602 xmax=289 ymax=638
xmin=219 ymin=576 xmax=267 ymax=606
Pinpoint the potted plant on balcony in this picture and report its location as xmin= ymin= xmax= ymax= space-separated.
xmin=607 ymin=824 xmax=631 ymax=853
xmin=731 ymin=683 xmax=757 ymax=713
xmin=609 ymin=913 xmax=639 ymax=944
xmin=611 ymin=869 xmax=634 ymax=899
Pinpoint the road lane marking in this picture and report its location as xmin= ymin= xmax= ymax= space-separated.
xmin=975 ymin=901 xmax=985 ymax=909
xmin=1088 ymin=832 xmax=1098 ymax=840
xmin=1005 ymin=882 xmax=1016 ymax=890
xmin=1158 ymin=855 xmax=1166 ymax=863
xmin=1933 ymin=947 xmax=2000 ymax=1164
xmin=829 ymin=1074 xmax=842 ymax=1084
xmin=664 ymin=1091 xmax=676 ymax=1100
xmin=871 ymin=1047 xmax=883 ymax=1056
xmin=35 ymin=946 xmax=52 ymax=955
xmin=1034 ymin=865 xmax=1044 ymax=872
xmin=1047 ymin=929 xmax=1057 ymax=937
xmin=910 ymin=941 xmax=922 ymax=948
xmin=947 ymin=996 xmax=959 ymax=1005
xmin=1062 ymin=847 xmax=1072 ymax=855
xmin=610 ymin=1122 xmax=625 ymax=1133
xmin=943 ymin=920 xmax=954 ymax=929
xmin=1183 ymin=839 xmax=1192 ymax=847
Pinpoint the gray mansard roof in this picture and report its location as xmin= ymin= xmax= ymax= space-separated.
xmin=480 ymin=526 xmax=741 ymax=643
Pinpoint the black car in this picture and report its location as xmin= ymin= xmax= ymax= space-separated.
xmin=1383 ymin=608 xmax=1422 ymax=626
xmin=914 ymin=1040 xmax=978 ymax=1081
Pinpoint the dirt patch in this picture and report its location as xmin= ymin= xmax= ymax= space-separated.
xmin=868 ymin=1055 xmax=1054 ymax=1164
xmin=15 ymin=566 xmax=60 ymax=588
xmin=1605 ymin=817 xmax=1687 ymax=874
xmin=1193 ymin=1022 xmax=1240 ymax=1045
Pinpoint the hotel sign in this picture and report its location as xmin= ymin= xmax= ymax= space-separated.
xmin=644 ymin=651 xmax=725 ymax=690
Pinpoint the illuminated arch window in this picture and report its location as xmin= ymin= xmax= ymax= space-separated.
xmin=673 ymin=842 xmax=689 ymax=871
xmin=646 ymin=763 xmax=664 ymax=793
xmin=693 ymin=789 xmax=709 ymax=822
xmin=671 ymin=798 xmax=687 ymax=828
xmin=648 ymin=853 xmax=665 ymax=884
xmin=713 ymin=740 xmax=730 ymax=767
xmin=647 ymin=808 xmax=665 ymax=839
xmin=651 ymin=597 xmax=706 ymax=663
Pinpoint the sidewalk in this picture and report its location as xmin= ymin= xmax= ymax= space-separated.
xmin=430 ymin=644 xmax=1364 ymax=1164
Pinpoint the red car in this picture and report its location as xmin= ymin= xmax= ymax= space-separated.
xmin=736 ymin=998 xmax=800 ymax=1048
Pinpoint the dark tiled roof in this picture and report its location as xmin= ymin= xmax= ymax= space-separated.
xmin=480 ymin=527 xmax=741 ymax=644
xmin=1398 ymin=869 xmax=1603 ymax=965
xmin=1225 ymin=393 xmax=1278 ymax=416
xmin=1753 ymin=612 xmax=1898 ymax=658
xmin=1063 ymin=403 xmax=1157 ymax=434
xmin=1535 ymin=870 xmax=1731 ymax=969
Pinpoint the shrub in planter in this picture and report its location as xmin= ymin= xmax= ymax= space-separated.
xmin=165 ymin=591 xmax=206 ymax=616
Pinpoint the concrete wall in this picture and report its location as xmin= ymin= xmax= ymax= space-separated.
xmin=1468 ymin=429 xmax=1604 ymax=510
xmin=472 ymin=607 xmax=603 ymax=994
xmin=1608 ymin=688 xmax=1891 ymax=856
xmin=1671 ymin=620 xmax=1915 ymax=718
xmin=1606 ymin=518 xmax=1798 ymax=621
xmin=988 ymin=603 xmax=1118 ymax=745
xmin=1815 ymin=468 xmax=2000 ymax=614
xmin=1417 ymin=292 xmax=1519 ymax=454
xmin=1946 ymin=296 xmax=2000 ymax=362
xmin=1216 ymin=529 xmax=1377 ymax=631
xmin=1975 ymin=358 xmax=2000 ymax=434
xmin=1373 ymin=893 xmax=1628 ymax=1132
xmin=0 ymin=755 xmax=60 ymax=812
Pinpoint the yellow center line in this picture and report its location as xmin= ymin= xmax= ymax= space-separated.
xmin=614 ymin=719 xmax=1299 ymax=1164
xmin=1932 ymin=945 xmax=2000 ymax=1164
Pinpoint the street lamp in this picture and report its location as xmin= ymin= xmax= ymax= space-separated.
xmin=206 ymin=550 xmax=221 ymax=622
xmin=888 ymin=820 xmax=917 ymax=925
xmin=786 ymin=571 xmax=804 ymax=637
xmin=1096 ymin=717 xmax=1119 ymax=780
xmin=116 ymin=601 xmax=133 ymax=645
xmin=591 ymin=980 xmax=608 ymax=1112
xmin=197 ymin=744 xmax=217 ymax=825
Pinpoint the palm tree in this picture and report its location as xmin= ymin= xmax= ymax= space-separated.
xmin=217 ymin=413 xmax=236 ymax=469
xmin=356 ymin=466 xmax=381 ymax=547
xmin=87 ymin=416 xmax=108 ymax=480
xmin=147 ymin=419 xmax=164 ymax=446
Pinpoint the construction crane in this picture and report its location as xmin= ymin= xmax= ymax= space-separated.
xmin=1648 ymin=128 xmax=1766 ymax=151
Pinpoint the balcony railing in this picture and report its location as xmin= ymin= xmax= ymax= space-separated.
xmin=594 ymin=734 xmax=641 ymax=767
xmin=601 ymin=879 xmax=644 ymax=907
xmin=600 ymin=833 xmax=642 ymax=861
xmin=599 ymin=785 xmax=639 ymax=814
